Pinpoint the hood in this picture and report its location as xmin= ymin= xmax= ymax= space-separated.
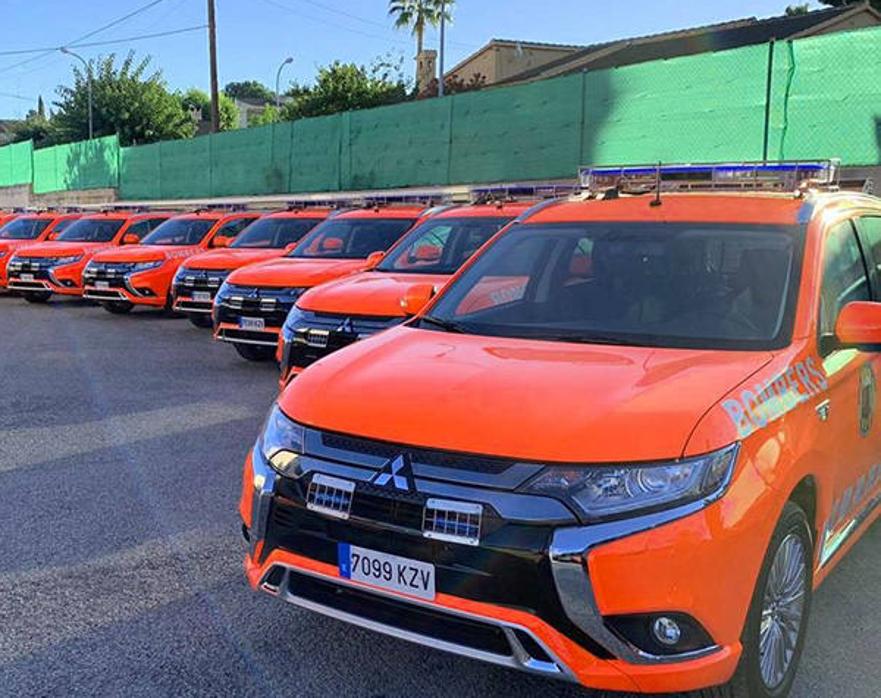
xmin=298 ymin=271 xmax=450 ymax=317
xmin=283 ymin=327 xmax=773 ymax=463
xmin=183 ymin=248 xmax=282 ymax=271
xmin=13 ymin=241 xmax=108 ymax=258
xmin=227 ymin=257 xmax=366 ymax=288
xmin=93 ymin=244 xmax=196 ymax=264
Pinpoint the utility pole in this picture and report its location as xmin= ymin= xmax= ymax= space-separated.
xmin=207 ymin=0 xmax=220 ymax=132
xmin=438 ymin=0 xmax=446 ymax=97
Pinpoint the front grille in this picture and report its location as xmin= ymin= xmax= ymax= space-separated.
xmin=173 ymin=269 xmax=228 ymax=302
xmin=282 ymin=312 xmax=401 ymax=371
xmin=215 ymin=284 xmax=301 ymax=327
xmin=8 ymin=258 xmax=53 ymax=281
xmin=83 ymin=263 xmax=130 ymax=289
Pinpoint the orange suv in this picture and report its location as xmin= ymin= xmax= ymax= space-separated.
xmin=172 ymin=207 xmax=330 ymax=328
xmin=0 ymin=211 xmax=81 ymax=291
xmin=214 ymin=205 xmax=430 ymax=361
xmin=278 ymin=200 xmax=532 ymax=386
xmin=83 ymin=210 xmax=257 ymax=314
xmin=240 ymin=163 xmax=881 ymax=697
xmin=6 ymin=210 xmax=169 ymax=303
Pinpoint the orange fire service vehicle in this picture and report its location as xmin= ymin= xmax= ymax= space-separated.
xmin=83 ymin=209 xmax=257 ymax=314
xmin=240 ymin=162 xmax=881 ymax=697
xmin=214 ymin=204 xmax=431 ymax=361
xmin=0 ymin=211 xmax=81 ymax=291
xmin=171 ymin=207 xmax=331 ymax=328
xmin=277 ymin=199 xmax=535 ymax=386
xmin=6 ymin=210 xmax=170 ymax=303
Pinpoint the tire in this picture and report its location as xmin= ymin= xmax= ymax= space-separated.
xmin=23 ymin=291 xmax=51 ymax=303
xmin=698 ymin=502 xmax=813 ymax=698
xmin=101 ymin=301 xmax=134 ymax=314
xmin=234 ymin=343 xmax=276 ymax=362
xmin=187 ymin=313 xmax=214 ymax=329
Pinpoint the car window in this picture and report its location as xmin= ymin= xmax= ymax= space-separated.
xmin=50 ymin=218 xmax=78 ymax=234
xmin=856 ymin=216 xmax=881 ymax=298
xmin=211 ymin=217 xmax=255 ymax=247
xmin=231 ymin=217 xmax=324 ymax=248
xmin=141 ymin=218 xmax=217 ymax=246
xmin=124 ymin=220 xmax=153 ymax=240
xmin=819 ymin=221 xmax=872 ymax=355
xmin=377 ymin=217 xmax=512 ymax=274
xmin=57 ymin=218 xmax=125 ymax=243
xmin=145 ymin=217 xmax=170 ymax=232
xmin=423 ymin=222 xmax=804 ymax=351
xmin=0 ymin=217 xmax=52 ymax=240
xmin=290 ymin=218 xmax=416 ymax=259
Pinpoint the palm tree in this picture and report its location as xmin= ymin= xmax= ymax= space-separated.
xmin=388 ymin=0 xmax=454 ymax=55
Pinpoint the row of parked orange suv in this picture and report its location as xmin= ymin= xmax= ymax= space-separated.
xmin=4 ymin=161 xmax=880 ymax=697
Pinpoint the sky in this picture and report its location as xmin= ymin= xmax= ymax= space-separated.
xmin=0 ymin=0 xmax=823 ymax=118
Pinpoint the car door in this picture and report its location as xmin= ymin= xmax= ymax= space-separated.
xmin=815 ymin=218 xmax=878 ymax=568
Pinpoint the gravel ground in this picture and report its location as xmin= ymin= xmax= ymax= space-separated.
xmin=0 ymin=295 xmax=877 ymax=698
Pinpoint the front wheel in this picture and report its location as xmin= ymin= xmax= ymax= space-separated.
xmin=234 ymin=343 xmax=276 ymax=362
xmin=722 ymin=501 xmax=813 ymax=698
xmin=23 ymin=291 xmax=51 ymax=303
xmin=101 ymin=301 xmax=134 ymax=314
xmin=187 ymin=313 xmax=214 ymax=329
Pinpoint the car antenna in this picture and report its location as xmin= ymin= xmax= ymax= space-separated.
xmin=650 ymin=162 xmax=662 ymax=207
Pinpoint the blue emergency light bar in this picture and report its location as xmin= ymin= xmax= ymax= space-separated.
xmin=579 ymin=160 xmax=840 ymax=193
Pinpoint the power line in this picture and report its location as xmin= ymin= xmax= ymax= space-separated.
xmin=0 ymin=0 xmax=169 ymax=76
xmin=0 ymin=25 xmax=206 ymax=56
xmin=0 ymin=90 xmax=36 ymax=103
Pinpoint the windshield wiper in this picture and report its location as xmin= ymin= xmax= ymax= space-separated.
xmin=419 ymin=315 xmax=467 ymax=334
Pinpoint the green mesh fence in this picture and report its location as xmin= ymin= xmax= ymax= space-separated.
xmin=21 ymin=25 xmax=881 ymax=200
xmin=0 ymin=140 xmax=33 ymax=187
xmin=32 ymin=135 xmax=119 ymax=194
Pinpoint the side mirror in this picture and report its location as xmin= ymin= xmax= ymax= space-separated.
xmin=47 ymin=231 xmax=61 ymax=241
xmin=284 ymin=242 xmax=299 ymax=253
xmin=122 ymin=233 xmax=140 ymax=245
xmin=400 ymin=283 xmax=436 ymax=316
xmin=212 ymin=236 xmax=232 ymax=248
xmin=835 ymin=301 xmax=881 ymax=347
xmin=365 ymin=251 xmax=384 ymax=269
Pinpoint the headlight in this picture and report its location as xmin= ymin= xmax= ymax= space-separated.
xmin=51 ymin=255 xmax=83 ymax=266
xmin=173 ymin=266 xmax=189 ymax=284
xmin=282 ymin=305 xmax=306 ymax=341
xmin=258 ymin=404 xmax=305 ymax=474
xmin=521 ymin=444 xmax=738 ymax=522
xmin=130 ymin=260 xmax=163 ymax=273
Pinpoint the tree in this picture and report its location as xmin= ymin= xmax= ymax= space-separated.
xmin=223 ymin=80 xmax=275 ymax=103
xmin=250 ymin=104 xmax=281 ymax=127
xmin=785 ymin=4 xmax=811 ymax=15
xmin=52 ymin=52 xmax=194 ymax=146
xmin=280 ymin=56 xmax=410 ymax=121
xmin=388 ymin=0 xmax=454 ymax=55
xmin=418 ymin=71 xmax=486 ymax=99
xmin=179 ymin=88 xmax=240 ymax=131
xmin=819 ymin=0 xmax=881 ymax=10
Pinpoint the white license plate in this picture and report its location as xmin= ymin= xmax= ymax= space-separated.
xmin=193 ymin=291 xmax=211 ymax=303
xmin=96 ymin=280 xmax=109 ymax=289
xmin=20 ymin=273 xmax=34 ymax=281
xmin=239 ymin=316 xmax=265 ymax=331
xmin=338 ymin=543 xmax=435 ymax=601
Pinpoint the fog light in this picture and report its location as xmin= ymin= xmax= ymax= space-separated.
xmin=653 ymin=617 xmax=682 ymax=646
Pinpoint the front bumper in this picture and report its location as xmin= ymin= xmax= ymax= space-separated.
xmin=213 ymin=286 xmax=301 ymax=347
xmin=241 ymin=436 xmax=756 ymax=694
xmin=172 ymin=270 xmax=228 ymax=314
xmin=7 ymin=261 xmax=84 ymax=295
xmin=82 ymin=265 xmax=169 ymax=307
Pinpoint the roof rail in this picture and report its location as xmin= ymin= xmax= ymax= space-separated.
xmin=470 ymin=182 xmax=579 ymax=204
xmin=579 ymin=160 xmax=841 ymax=197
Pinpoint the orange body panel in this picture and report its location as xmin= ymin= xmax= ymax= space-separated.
xmin=84 ymin=212 xmax=256 ymax=307
xmin=7 ymin=212 xmax=170 ymax=296
xmin=245 ymin=192 xmax=881 ymax=693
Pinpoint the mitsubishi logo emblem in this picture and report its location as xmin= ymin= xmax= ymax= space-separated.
xmin=372 ymin=454 xmax=414 ymax=491
xmin=337 ymin=317 xmax=355 ymax=334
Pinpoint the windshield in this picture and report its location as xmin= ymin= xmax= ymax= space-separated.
xmin=289 ymin=217 xmax=416 ymax=259
xmin=232 ymin=217 xmax=324 ymax=249
xmin=57 ymin=218 xmax=125 ymax=243
xmin=0 ymin=217 xmax=52 ymax=240
xmin=377 ymin=217 xmax=512 ymax=275
xmin=422 ymin=222 xmax=804 ymax=350
xmin=142 ymin=218 xmax=216 ymax=246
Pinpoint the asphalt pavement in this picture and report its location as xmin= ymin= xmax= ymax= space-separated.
xmin=0 ymin=295 xmax=877 ymax=698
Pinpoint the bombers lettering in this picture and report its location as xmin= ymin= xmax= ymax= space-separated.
xmin=722 ymin=357 xmax=829 ymax=439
